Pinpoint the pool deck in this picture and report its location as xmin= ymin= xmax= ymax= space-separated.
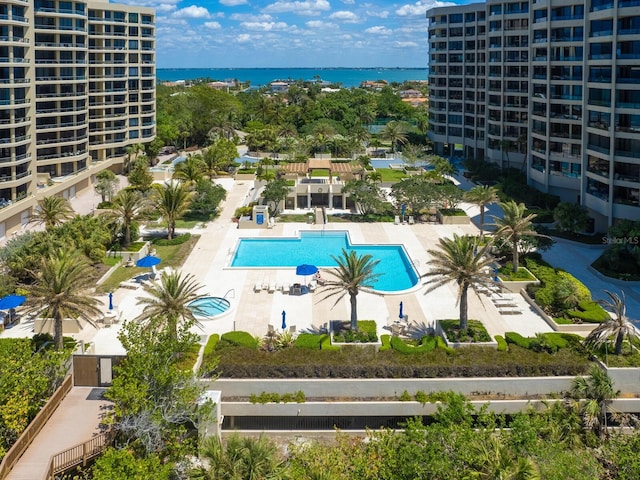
xmin=69 ymin=177 xmax=552 ymax=355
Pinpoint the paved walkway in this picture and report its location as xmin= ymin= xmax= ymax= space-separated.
xmin=6 ymin=387 xmax=111 ymax=480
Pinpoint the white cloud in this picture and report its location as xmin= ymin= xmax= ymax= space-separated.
xmin=241 ymin=21 xmax=290 ymax=31
xmin=342 ymin=0 xmax=355 ymax=3
xmin=263 ymin=0 xmax=330 ymax=16
xmin=173 ymin=5 xmax=211 ymax=19
xmin=236 ymin=34 xmax=252 ymax=43
xmin=306 ymin=20 xmax=333 ymax=28
xmin=367 ymin=10 xmax=388 ymax=18
xmin=220 ymin=0 xmax=248 ymax=5
xmin=204 ymin=21 xmax=222 ymax=29
xmin=365 ymin=25 xmax=391 ymax=35
xmin=394 ymin=41 xmax=418 ymax=47
xmin=156 ymin=4 xmax=177 ymax=13
xmin=329 ymin=10 xmax=359 ymax=22
xmin=230 ymin=13 xmax=274 ymax=21
xmin=396 ymin=0 xmax=454 ymax=17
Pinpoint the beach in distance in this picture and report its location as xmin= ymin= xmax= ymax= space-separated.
xmin=157 ymin=67 xmax=427 ymax=89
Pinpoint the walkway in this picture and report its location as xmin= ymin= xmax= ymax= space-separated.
xmin=6 ymin=387 xmax=111 ymax=480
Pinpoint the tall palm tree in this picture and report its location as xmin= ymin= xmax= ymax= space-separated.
xmin=470 ymin=435 xmax=540 ymax=480
xmin=135 ymin=269 xmax=205 ymax=339
xmin=151 ymin=182 xmax=194 ymax=240
xmin=464 ymin=185 xmax=500 ymax=235
xmin=423 ymin=234 xmax=495 ymax=330
xmin=27 ymin=248 xmax=102 ymax=350
xmin=29 ymin=195 xmax=75 ymax=230
xmin=571 ymin=364 xmax=620 ymax=438
xmin=173 ymin=154 xmax=205 ymax=186
xmin=102 ymin=189 xmax=147 ymax=248
xmin=320 ymin=249 xmax=381 ymax=331
xmin=124 ymin=143 xmax=145 ymax=173
xmin=584 ymin=290 xmax=638 ymax=355
xmin=191 ymin=433 xmax=288 ymax=480
xmin=380 ymin=120 xmax=409 ymax=153
xmin=491 ymin=201 xmax=543 ymax=273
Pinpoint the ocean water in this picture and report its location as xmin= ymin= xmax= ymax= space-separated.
xmin=156 ymin=67 xmax=427 ymax=89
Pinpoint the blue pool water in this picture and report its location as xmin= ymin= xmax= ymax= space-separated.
xmin=189 ymin=297 xmax=231 ymax=318
xmin=231 ymin=231 xmax=419 ymax=292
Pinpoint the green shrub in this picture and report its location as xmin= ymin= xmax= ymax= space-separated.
xmin=233 ymin=205 xmax=254 ymax=218
xmin=320 ymin=334 xmax=340 ymax=351
xmin=505 ymin=332 xmax=531 ymax=349
xmin=294 ymin=390 xmax=306 ymax=403
xmin=415 ymin=390 xmax=429 ymax=405
xmin=125 ymin=241 xmax=146 ymax=252
xmin=566 ymin=300 xmax=609 ymax=323
xmin=203 ymin=334 xmax=219 ymax=356
xmin=332 ymin=321 xmax=378 ymax=343
xmin=436 ymin=336 xmax=454 ymax=354
xmin=221 ymin=331 xmax=258 ymax=348
xmin=495 ymin=335 xmax=508 ymax=352
xmin=439 ymin=319 xmax=491 ymax=343
xmin=294 ymin=333 xmax=324 ymax=349
xmin=399 ymin=390 xmax=412 ymax=401
xmin=379 ymin=334 xmax=391 ymax=352
xmin=390 ymin=335 xmax=437 ymax=354
xmin=153 ymin=233 xmax=191 ymax=246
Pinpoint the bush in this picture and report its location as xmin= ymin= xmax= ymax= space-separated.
xmin=439 ymin=320 xmax=491 ymax=343
xmin=220 ymin=331 xmax=258 ymax=348
xmin=233 ymin=205 xmax=254 ymax=219
xmin=505 ymin=332 xmax=531 ymax=349
xmin=415 ymin=390 xmax=429 ymax=405
xmin=152 ymin=233 xmax=191 ymax=246
xmin=495 ymin=335 xmax=508 ymax=352
xmin=390 ymin=335 xmax=437 ymax=354
xmin=203 ymin=334 xmax=219 ymax=356
xmin=566 ymin=300 xmax=610 ymax=323
xmin=294 ymin=333 xmax=324 ymax=349
xmin=199 ymin=334 xmax=220 ymax=376
xmin=436 ymin=336 xmax=454 ymax=354
xmin=399 ymin=390 xmax=412 ymax=401
xmin=320 ymin=334 xmax=340 ymax=351
xmin=379 ymin=334 xmax=391 ymax=352
xmin=332 ymin=321 xmax=378 ymax=343
xmin=250 ymin=391 xmax=306 ymax=404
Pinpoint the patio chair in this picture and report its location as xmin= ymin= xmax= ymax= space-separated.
xmin=254 ymin=281 xmax=262 ymax=293
xmin=394 ymin=215 xmax=400 ymax=225
xmin=282 ymin=283 xmax=290 ymax=294
xmin=408 ymin=216 xmax=415 ymax=224
xmin=267 ymin=281 xmax=276 ymax=293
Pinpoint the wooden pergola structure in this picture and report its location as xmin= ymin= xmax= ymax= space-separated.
xmin=283 ymin=159 xmax=355 ymax=182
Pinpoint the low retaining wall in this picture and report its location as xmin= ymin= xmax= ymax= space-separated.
xmin=498 ymin=268 xmax=539 ymax=293
xmin=208 ymin=377 xmax=574 ymax=398
xmin=520 ymin=290 xmax=595 ymax=335
xmin=437 ymin=212 xmax=470 ymax=225
xmin=435 ymin=320 xmax=498 ymax=349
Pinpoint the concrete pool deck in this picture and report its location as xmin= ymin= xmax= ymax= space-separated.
xmin=77 ymin=178 xmax=554 ymax=355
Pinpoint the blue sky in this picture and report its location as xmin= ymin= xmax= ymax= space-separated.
xmin=118 ymin=0 xmax=457 ymax=68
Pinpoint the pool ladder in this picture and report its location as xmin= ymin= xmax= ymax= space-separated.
xmin=223 ymin=289 xmax=235 ymax=299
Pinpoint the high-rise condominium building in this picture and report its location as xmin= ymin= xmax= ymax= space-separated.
xmin=0 ymin=0 xmax=155 ymax=238
xmin=427 ymin=0 xmax=640 ymax=229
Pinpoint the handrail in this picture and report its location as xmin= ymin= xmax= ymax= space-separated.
xmin=45 ymin=429 xmax=115 ymax=480
xmin=0 ymin=375 xmax=72 ymax=480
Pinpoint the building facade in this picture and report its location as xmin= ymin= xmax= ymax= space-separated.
xmin=427 ymin=0 xmax=640 ymax=229
xmin=0 ymin=0 xmax=155 ymax=239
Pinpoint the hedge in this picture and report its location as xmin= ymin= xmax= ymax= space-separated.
xmin=220 ymin=331 xmax=258 ymax=348
xmin=379 ymin=334 xmax=391 ymax=352
xmin=294 ymin=333 xmax=324 ymax=349
xmin=495 ymin=335 xmax=508 ymax=352
xmin=505 ymin=332 xmax=531 ymax=349
xmin=390 ymin=335 xmax=437 ymax=354
xmin=203 ymin=334 xmax=219 ymax=356
xmin=320 ymin=335 xmax=340 ymax=351
xmin=566 ymin=300 xmax=610 ymax=323
xmin=153 ymin=233 xmax=191 ymax=246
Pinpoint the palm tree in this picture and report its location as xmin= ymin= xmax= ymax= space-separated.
xmin=29 ymin=195 xmax=75 ymax=230
xmin=584 ymin=290 xmax=638 ymax=355
xmin=320 ymin=249 xmax=381 ymax=331
xmin=423 ymin=234 xmax=495 ymax=330
xmin=491 ymin=201 xmax=543 ymax=273
xmin=191 ymin=433 xmax=288 ymax=480
xmin=380 ymin=120 xmax=409 ymax=153
xmin=151 ymin=182 xmax=194 ymax=240
xmin=464 ymin=185 xmax=500 ymax=235
xmin=173 ymin=154 xmax=205 ymax=186
xmin=124 ymin=143 xmax=145 ymax=173
xmin=102 ymin=189 xmax=147 ymax=249
xmin=470 ymin=435 xmax=540 ymax=480
xmin=27 ymin=248 xmax=102 ymax=350
xmin=571 ymin=365 xmax=620 ymax=438
xmin=135 ymin=269 xmax=205 ymax=339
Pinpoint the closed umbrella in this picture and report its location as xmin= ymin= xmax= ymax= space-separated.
xmin=399 ymin=301 xmax=404 ymax=319
xmin=281 ymin=310 xmax=287 ymax=330
xmin=108 ymin=292 xmax=114 ymax=311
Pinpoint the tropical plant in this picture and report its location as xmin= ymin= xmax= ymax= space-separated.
xmin=94 ymin=169 xmax=119 ymax=203
xmin=102 ymin=189 xmax=147 ymax=248
xmin=320 ymin=249 xmax=381 ymax=331
xmin=135 ymin=269 xmax=205 ymax=340
xmin=124 ymin=143 xmax=145 ymax=173
xmin=342 ymin=178 xmax=385 ymax=216
xmin=173 ymin=154 xmax=205 ymax=186
xmin=191 ymin=433 xmax=289 ymax=480
xmin=380 ymin=120 xmax=409 ymax=153
xmin=570 ymin=365 xmax=620 ymax=438
xmin=203 ymin=137 xmax=238 ymax=180
xmin=423 ymin=234 xmax=496 ymax=330
xmin=584 ymin=290 xmax=638 ymax=355
xmin=553 ymin=202 xmax=589 ymax=234
xmin=492 ymin=201 xmax=544 ymax=273
xmin=151 ymin=182 xmax=194 ymax=240
xmin=464 ymin=185 xmax=499 ymax=235
xmin=128 ymin=156 xmax=154 ymax=192
xmin=29 ymin=195 xmax=74 ymax=230
xmin=27 ymin=248 xmax=102 ymax=349
xmin=261 ymin=178 xmax=291 ymax=217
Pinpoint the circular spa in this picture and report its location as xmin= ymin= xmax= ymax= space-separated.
xmin=189 ymin=297 xmax=231 ymax=318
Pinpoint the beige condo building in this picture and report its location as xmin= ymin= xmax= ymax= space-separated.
xmin=0 ymin=0 xmax=155 ymax=239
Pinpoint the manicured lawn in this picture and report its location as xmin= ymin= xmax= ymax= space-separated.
xmin=376 ymin=168 xmax=408 ymax=182
xmin=97 ymin=235 xmax=200 ymax=293
xmin=498 ymin=266 xmax=537 ymax=281
xmin=278 ymin=213 xmax=315 ymax=223
xmin=174 ymin=211 xmax=211 ymax=229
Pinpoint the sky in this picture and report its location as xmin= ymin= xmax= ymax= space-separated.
xmin=117 ymin=0 xmax=458 ymax=68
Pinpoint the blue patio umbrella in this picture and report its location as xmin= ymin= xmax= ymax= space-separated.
xmin=108 ymin=292 xmax=114 ymax=311
xmin=296 ymin=264 xmax=318 ymax=276
xmin=399 ymin=301 xmax=404 ymax=319
xmin=281 ymin=310 xmax=287 ymax=330
xmin=136 ymin=255 xmax=162 ymax=268
xmin=0 ymin=294 xmax=26 ymax=311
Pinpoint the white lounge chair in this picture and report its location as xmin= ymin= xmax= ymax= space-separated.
xmin=267 ymin=281 xmax=276 ymax=293
xmin=282 ymin=283 xmax=290 ymax=294
xmin=408 ymin=215 xmax=415 ymax=224
xmin=254 ymin=281 xmax=262 ymax=293
xmin=394 ymin=215 xmax=400 ymax=225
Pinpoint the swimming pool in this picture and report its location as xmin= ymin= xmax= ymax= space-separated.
xmin=189 ymin=296 xmax=231 ymax=318
xmin=231 ymin=231 xmax=419 ymax=292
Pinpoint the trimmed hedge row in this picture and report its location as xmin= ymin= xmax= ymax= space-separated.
xmin=390 ymin=335 xmax=437 ymax=354
xmin=153 ymin=233 xmax=191 ymax=246
xmin=294 ymin=333 xmax=324 ymax=349
xmin=566 ymin=300 xmax=610 ymax=323
xmin=495 ymin=335 xmax=508 ymax=352
xmin=379 ymin=334 xmax=391 ymax=352
xmin=220 ymin=331 xmax=258 ymax=348
xmin=505 ymin=331 xmax=584 ymax=354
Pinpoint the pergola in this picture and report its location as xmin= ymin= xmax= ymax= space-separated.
xmin=283 ymin=159 xmax=354 ymax=182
